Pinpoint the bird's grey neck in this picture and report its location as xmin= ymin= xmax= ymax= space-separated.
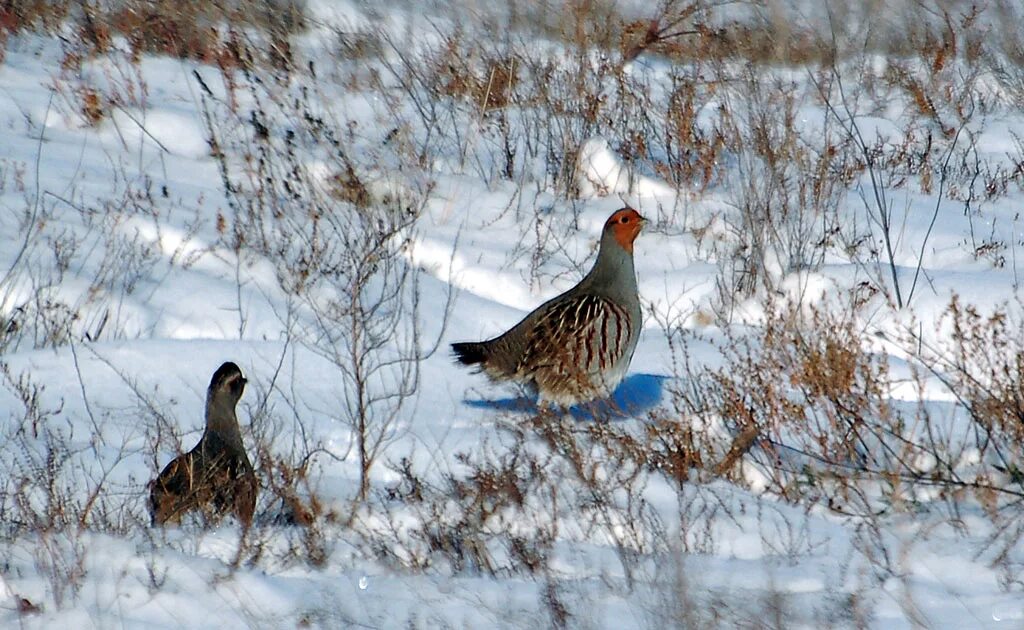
xmin=582 ymin=238 xmax=637 ymax=296
xmin=205 ymin=397 xmax=244 ymax=445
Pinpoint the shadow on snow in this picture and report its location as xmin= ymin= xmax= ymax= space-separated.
xmin=463 ymin=373 xmax=668 ymax=421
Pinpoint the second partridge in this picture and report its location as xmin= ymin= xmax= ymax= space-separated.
xmin=149 ymin=362 xmax=258 ymax=528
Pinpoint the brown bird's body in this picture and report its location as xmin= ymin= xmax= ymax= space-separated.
xmin=149 ymin=362 xmax=257 ymax=528
xmin=452 ymin=208 xmax=646 ymax=406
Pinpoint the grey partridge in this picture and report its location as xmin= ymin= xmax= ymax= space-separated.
xmin=452 ymin=207 xmax=646 ymax=406
xmin=149 ymin=362 xmax=258 ymax=528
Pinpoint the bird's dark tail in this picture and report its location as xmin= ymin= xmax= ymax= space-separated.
xmin=451 ymin=341 xmax=489 ymax=366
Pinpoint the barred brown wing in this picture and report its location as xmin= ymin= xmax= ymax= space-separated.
xmin=517 ymin=294 xmax=633 ymax=392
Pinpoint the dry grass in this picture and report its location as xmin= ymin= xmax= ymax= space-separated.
xmin=2 ymin=0 xmax=1024 ymax=623
xmin=2 ymin=0 xmax=304 ymax=68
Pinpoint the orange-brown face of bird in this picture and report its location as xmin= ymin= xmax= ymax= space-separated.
xmin=606 ymin=208 xmax=647 ymax=253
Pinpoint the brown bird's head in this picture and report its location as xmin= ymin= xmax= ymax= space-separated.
xmin=210 ymin=361 xmax=247 ymax=403
xmin=604 ymin=207 xmax=647 ymax=254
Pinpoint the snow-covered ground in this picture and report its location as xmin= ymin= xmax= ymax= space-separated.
xmin=2 ymin=1 xmax=1024 ymax=627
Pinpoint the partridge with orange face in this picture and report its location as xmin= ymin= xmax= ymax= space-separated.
xmin=452 ymin=208 xmax=646 ymax=406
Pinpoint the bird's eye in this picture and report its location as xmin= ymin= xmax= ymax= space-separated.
xmin=620 ymin=216 xmax=630 ymax=223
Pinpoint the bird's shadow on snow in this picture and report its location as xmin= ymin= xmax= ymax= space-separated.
xmin=463 ymin=373 xmax=669 ymax=421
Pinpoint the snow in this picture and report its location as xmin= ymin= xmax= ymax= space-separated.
xmin=1 ymin=0 xmax=1024 ymax=627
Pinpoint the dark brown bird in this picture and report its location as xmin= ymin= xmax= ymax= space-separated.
xmin=452 ymin=208 xmax=646 ymax=406
xmin=149 ymin=362 xmax=257 ymax=528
